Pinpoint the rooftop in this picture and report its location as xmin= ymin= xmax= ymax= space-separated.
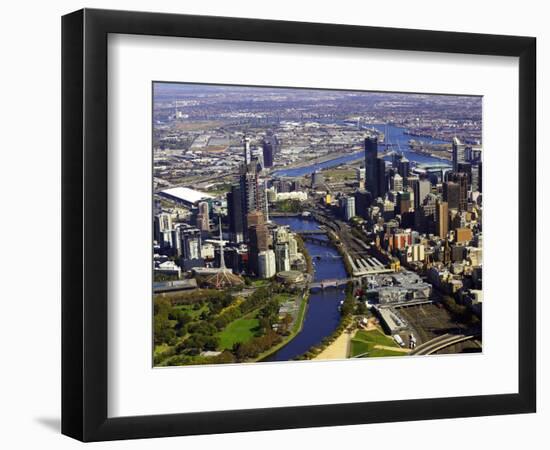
xmin=160 ymin=187 xmax=213 ymax=205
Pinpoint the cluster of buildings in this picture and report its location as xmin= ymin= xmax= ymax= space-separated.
xmin=153 ymin=137 xmax=308 ymax=287
xmin=327 ymin=136 xmax=482 ymax=309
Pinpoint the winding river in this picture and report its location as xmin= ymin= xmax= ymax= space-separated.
xmin=263 ymin=217 xmax=347 ymax=362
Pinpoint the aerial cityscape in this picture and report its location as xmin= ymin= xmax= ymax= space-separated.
xmin=152 ymin=83 xmax=483 ymax=367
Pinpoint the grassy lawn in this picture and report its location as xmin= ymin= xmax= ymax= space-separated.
xmin=355 ymin=329 xmax=399 ymax=347
xmin=350 ymin=329 xmax=405 ymax=358
xmin=217 ymin=315 xmax=259 ymax=350
xmin=323 ymin=168 xmax=356 ymax=181
xmin=350 ymin=339 xmax=371 ymax=357
xmin=273 ymin=293 xmax=293 ymax=303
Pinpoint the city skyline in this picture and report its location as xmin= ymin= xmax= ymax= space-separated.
xmin=153 ymin=82 xmax=482 ymax=367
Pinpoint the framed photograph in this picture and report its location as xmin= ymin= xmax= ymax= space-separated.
xmin=62 ymin=8 xmax=536 ymax=442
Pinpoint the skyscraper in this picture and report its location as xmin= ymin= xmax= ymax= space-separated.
xmin=248 ymin=217 xmax=269 ymax=276
xmin=243 ymin=136 xmax=251 ymax=166
xmin=448 ymin=172 xmax=469 ymax=211
xmin=390 ymin=173 xmax=403 ymax=192
xmin=376 ymin=158 xmax=388 ymax=198
xmin=239 ymin=163 xmax=266 ymax=235
xmin=365 ymin=137 xmax=378 ymax=196
xmin=436 ymin=200 xmax=449 ymax=239
xmin=274 ymin=242 xmax=291 ymax=272
xmin=411 ymin=178 xmax=431 ymax=210
xmin=258 ymin=250 xmax=276 ymax=279
xmin=196 ymin=201 xmax=210 ymax=233
xmin=396 ymin=191 xmax=411 ymax=215
xmin=471 ymin=162 xmax=482 ymax=192
xmin=398 ymin=155 xmax=410 ymax=179
xmin=452 ymin=137 xmax=466 ymax=172
xmin=443 ymin=181 xmax=460 ymax=210
xmin=227 ymin=184 xmax=244 ymax=243
xmin=311 ymin=170 xmax=325 ymax=188
xmin=343 ymin=196 xmax=356 ymax=221
xmin=262 ymin=139 xmax=274 ymax=168
xmin=180 ymin=226 xmax=203 ymax=270
xmin=356 ymin=166 xmax=366 ymax=189
xmin=354 ymin=189 xmax=372 ymax=219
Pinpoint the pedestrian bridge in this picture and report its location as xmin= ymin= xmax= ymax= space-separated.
xmin=310 ymin=278 xmax=353 ymax=291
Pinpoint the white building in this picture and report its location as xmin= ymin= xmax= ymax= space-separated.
xmin=275 ymin=191 xmax=308 ymax=202
xmin=275 ymin=242 xmax=291 ymax=272
xmin=258 ymin=250 xmax=276 ymax=279
xmin=344 ymin=196 xmax=356 ymax=221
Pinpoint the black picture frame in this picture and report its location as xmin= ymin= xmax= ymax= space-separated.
xmin=62 ymin=8 xmax=536 ymax=442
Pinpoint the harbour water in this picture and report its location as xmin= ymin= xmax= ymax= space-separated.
xmin=272 ymin=123 xmax=451 ymax=178
xmin=263 ymin=217 xmax=348 ymax=362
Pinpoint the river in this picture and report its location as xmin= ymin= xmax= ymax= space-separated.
xmin=272 ymin=123 xmax=451 ymax=178
xmin=262 ymin=217 xmax=348 ymax=362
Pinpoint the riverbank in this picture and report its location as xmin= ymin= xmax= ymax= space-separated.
xmin=314 ymin=328 xmax=356 ymax=360
xmin=255 ymin=292 xmax=309 ymax=362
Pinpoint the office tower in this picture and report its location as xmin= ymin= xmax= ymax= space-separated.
xmin=452 ymin=137 xmax=466 ymax=172
xmin=457 ymin=162 xmax=472 ymax=185
xmin=365 ymin=137 xmax=378 ymax=196
xmin=392 ymin=152 xmax=402 ymax=169
xmin=251 ymin=147 xmax=264 ymax=171
xmin=415 ymin=193 xmax=437 ymax=234
xmin=443 ymin=181 xmax=460 ymax=210
xmin=354 ymin=189 xmax=372 ymax=219
xmin=274 ymin=242 xmax=291 ymax=272
xmin=391 ymin=173 xmax=403 ymax=192
xmin=170 ymin=225 xmax=182 ymax=258
xmin=196 ymin=201 xmax=210 ymax=233
xmin=398 ymin=155 xmax=410 ymax=179
xmin=448 ymin=172 xmax=469 ymax=211
xmin=343 ymin=196 xmax=356 ymax=221
xmin=472 ymin=162 xmax=482 ymax=192
xmin=471 ymin=147 xmax=482 ymax=162
xmin=376 ymin=158 xmax=388 ymax=197
xmin=436 ymin=200 xmax=449 ymax=239
xmin=239 ymin=164 xmax=266 ymax=235
xmin=356 ymin=166 xmax=366 ymax=189
xmin=180 ymin=226 xmax=203 ymax=270
xmin=311 ymin=170 xmax=325 ymax=188
xmin=154 ymin=213 xmax=173 ymax=249
xmin=258 ymin=250 xmax=276 ymax=279
xmin=396 ymin=191 xmax=411 ymax=215
xmin=243 ymin=136 xmax=251 ymax=166
xmin=248 ymin=215 xmax=269 ymax=276
xmin=154 ymin=212 xmax=172 ymax=241
xmin=288 ymin=234 xmax=298 ymax=258
xmin=227 ymin=184 xmax=244 ymax=243
xmin=262 ymin=139 xmax=274 ymax=168
xmin=411 ymin=178 xmax=431 ymax=210
xmin=247 ymin=210 xmax=265 ymax=228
